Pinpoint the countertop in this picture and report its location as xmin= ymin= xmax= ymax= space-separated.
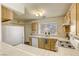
xmin=0 ymin=42 xmax=79 ymax=56
xmin=29 ymin=35 xmax=61 ymax=39
xmin=29 ymin=35 xmax=69 ymax=41
xmin=0 ymin=42 xmax=35 ymax=56
xmin=29 ymin=35 xmax=58 ymax=38
xmin=15 ymin=44 xmax=79 ymax=56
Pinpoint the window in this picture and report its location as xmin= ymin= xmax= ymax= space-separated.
xmin=40 ymin=23 xmax=57 ymax=35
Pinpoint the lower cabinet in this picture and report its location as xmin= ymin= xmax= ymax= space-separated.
xmin=38 ymin=38 xmax=57 ymax=51
xmin=44 ymin=39 xmax=51 ymax=50
xmin=29 ymin=37 xmax=57 ymax=51
xmin=50 ymin=39 xmax=57 ymax=51
xmin=38 ymin=38 xmax=45 ymax=49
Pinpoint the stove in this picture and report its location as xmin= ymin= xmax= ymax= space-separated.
xmin=58 ymin=41 xmax=75 ymax=49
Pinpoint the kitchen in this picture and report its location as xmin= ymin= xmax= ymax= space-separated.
xmin=0 ymin=3 xmax=79 ymax=56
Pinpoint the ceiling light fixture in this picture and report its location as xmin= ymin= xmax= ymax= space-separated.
xmin=32 ymin=8 xmax=45 ymax=17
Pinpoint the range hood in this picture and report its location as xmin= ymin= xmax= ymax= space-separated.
xmin=63 ymin=23 xmax=71 ymax=26
xmin=63 ymin=21 xmax=71 ymax=26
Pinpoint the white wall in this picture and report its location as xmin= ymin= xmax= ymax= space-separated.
xmin=24 ymin=21 xmax=32 ymax=42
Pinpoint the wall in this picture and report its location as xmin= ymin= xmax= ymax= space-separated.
xmin=24 ymin=21 xmax=32 ymax=42
xmin=24 ymin=17 xmax=65 ymax=42
xmin=35 ymin=17 xmax=65 ymax=37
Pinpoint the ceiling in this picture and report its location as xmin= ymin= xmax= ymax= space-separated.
xmin=14 ymin=3 xmax=71 ymax=21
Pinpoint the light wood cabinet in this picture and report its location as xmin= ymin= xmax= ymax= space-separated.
xmin=64 ymin=25 xmax=70 ymax=33
xmin=30 ymin=37 xmax=57 ymax=51
xmin=32 ymin=22 xmax=38 ymax=34
xmin=50 ymin=39 xmax=57 ymax=51
xmin=64 ymin=7 xmax=71 ymax=37
xmin=64 ymin=4 xmax=77 ymax=37
xmin=38 ymin=38 xmax=45 ymax=49
xmin=70 ymin=4 xmax=76 ymax=34
xmin=44 ymin=39 xmax=51 ymax=50
xmin=1 ymin=5 xmax=13 ymax=22
xmin=68 ymin=3 xmax=79 ymax=36
xmin=77 ymin=4 xmax=79 ymax=36
xmin=38 ymin=38 xmax=57 ymax=51
xmin=70 ymin=4 xmax=76 ymax=24
xmin=64 ymin=3 xmax=79 ymax=37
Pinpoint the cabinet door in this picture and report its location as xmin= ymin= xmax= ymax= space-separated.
xmin=50 ymin=39 xmax=57 ymax=51
xmin=2 ymin=5 xmax=7 ymax=20
xmin=44 ymin=39 xmax=51 ymax=50
xmin=64 ymin=25 xmax=70 ymax=33
xmin=1 ymin=5 xmax=13 ymax=22
xmin=77 ymin=4 xmax=79 ymax=36
xmin=38 ymin=38 xmax=45 ymax=49
xmin=32 ymin=22 xmax=38 ymax=34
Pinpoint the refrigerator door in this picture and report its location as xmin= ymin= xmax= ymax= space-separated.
xmin=2 ymin=25 xmax=24 ymax=46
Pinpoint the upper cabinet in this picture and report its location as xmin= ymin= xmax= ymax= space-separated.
xmin=70 ymin=4 xmax=76 ymax=34
xmin=1 ymin=5 xmax=13 ymax=22
xmin=2 ymin=3 xmax=25 ymax=14
xmin=63 ymin=6 xmax=71 ymax=37
xmin=77 ymin=4 xmax=79 ymax=36
xmin=64 ymin=3 xmax=79 ymax=36
xmin=32 ymin=22 xmax=38 ymax=34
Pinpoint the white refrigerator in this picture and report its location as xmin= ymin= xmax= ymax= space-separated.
xmin=2 ymin=25 xmax=24 ymax=46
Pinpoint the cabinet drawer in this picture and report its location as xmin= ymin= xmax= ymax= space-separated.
xmin=38 ymin=38 xmax=45 ymax=49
